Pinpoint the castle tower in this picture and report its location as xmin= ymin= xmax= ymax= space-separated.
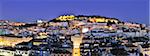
xmin=71 ymin=27 xmax=89 ymax=56
xmin=71 ymin=36 xmax=82 ymax=56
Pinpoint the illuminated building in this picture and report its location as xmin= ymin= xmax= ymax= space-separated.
xmin=56 ymin=15 xmax=75 ymax=21
xmin=124 ymin=22 xmax=140 ymax=28
xmin=0 ymin=47 xmax=31 ymax=56
xmin=71 ymin=27 xmax=90 ymax=56
xmin=9 ymin=22 xmax=26 ymax=26
xmin=35 ymin=32 xmax=48 ymax=39
xmin=138 ymin=44 xmax=150 ymax=56
xmin=32 ymin=38 xmax=48 ymax=46
xmin=49 ymin=22 xmax=68 ymax=27
xmin=71 ymin=36 xmax=82 ymax=56
xmin=88 ymin=18 xmax=119 ymax=23
xmin=0 ymin=36 xmax=32 ymax=47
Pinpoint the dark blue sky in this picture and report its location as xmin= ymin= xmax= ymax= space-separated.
xmin=0 ymin=0 xmax=149 ymax=25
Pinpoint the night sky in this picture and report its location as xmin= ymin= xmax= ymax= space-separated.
xmin=0 ymin=0 xmax=149 ymax=25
